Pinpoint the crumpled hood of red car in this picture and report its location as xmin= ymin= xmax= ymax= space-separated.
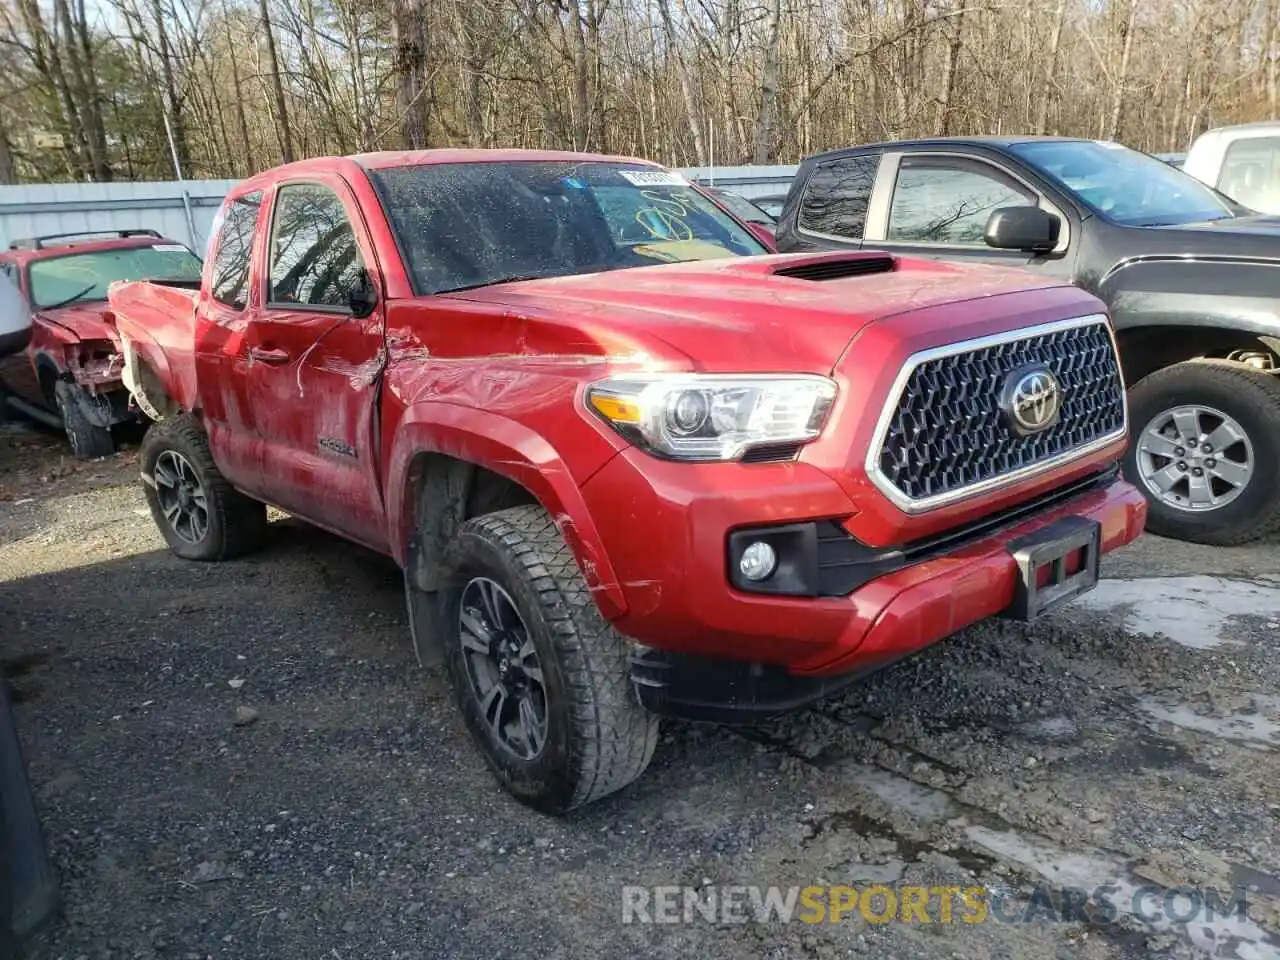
xmin=448 ymin=253 xmax=1077 ymax=374
xmin=35 ymin=302 xmax=117 ymax=343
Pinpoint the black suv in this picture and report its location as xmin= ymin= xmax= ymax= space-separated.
xmin=775 ymin=136 xmax=1280 ymax=545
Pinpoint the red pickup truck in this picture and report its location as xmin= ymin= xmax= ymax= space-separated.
xmin=108 ymin=150 xmax=1146 ymax=813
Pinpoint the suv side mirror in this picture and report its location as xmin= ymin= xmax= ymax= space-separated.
xmin=348 ymin=268 xmax=378 ymax=319
xmin=984 ymin=206 xmax=1061 ymax=254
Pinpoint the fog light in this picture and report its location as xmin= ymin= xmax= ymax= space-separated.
xmin=739 ymin=541 xmax=777 ymax=581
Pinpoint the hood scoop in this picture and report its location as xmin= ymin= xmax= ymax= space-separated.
xmin=771 ymin=253 xmax=897 ymax=282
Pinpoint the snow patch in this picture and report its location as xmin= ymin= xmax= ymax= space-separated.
xmin=1071 ymin=575 xmax=1280 ymax=650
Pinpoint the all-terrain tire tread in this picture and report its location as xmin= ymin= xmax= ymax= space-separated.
xmin=55 ymin=383 xmax=114 ymax=459
xmin=456 ymin=505 xmax=658 ymax=810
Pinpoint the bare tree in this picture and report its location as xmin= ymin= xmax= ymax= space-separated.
xmin=259 ymin=0 xmax=293 ymax=163
xmin=1 ymin=0 xmax=1277 ymax=182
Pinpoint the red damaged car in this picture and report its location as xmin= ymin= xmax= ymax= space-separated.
xmin=0 ymin=230 xmax=203 ymax=457
xmin=107 ymin=150 xmax=1146 ymax=813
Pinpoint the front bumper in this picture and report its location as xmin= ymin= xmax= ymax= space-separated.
xmin=581 ymin=449 xmax=1146 ymax=688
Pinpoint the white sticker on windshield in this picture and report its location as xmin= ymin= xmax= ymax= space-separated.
xmin=151 ymin=243 xmax=188 ymax=252
xmin=619 ymin=170 xmax=689 ymax=187
xmin=1093 ymin=140 xmax=1126 ymax=150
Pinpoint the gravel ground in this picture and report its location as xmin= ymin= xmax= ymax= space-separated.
xmin=2 ymin=420 xmax=1279 ymax=960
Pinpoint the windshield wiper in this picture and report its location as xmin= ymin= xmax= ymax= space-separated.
xmin=42 ymin=283 xmax=98 ymax=310
xmin=435 ymin=274 xmax=551 ymax=295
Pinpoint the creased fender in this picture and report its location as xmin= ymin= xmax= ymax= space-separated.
xmin=386 ymin=401 xmax=627 ymax=620
xmin=108 ymin=280 xmax=201 ymax=413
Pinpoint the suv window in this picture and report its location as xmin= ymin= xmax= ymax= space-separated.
xmin=210 ymin=193 xmax=262 ymax=308
xmin=1218 ymin=137 xmax=1280 ymax=212
xmin=798 ymin=156 xmax=880 ymax=239
xmin=268 ymin=183 xmax=364 ymax=308
xmin=887 ymin=157 xmax=1034 ymax=244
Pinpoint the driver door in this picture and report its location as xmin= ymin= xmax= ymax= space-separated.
xmin=243 ymin=177 xmax=388 ymax=550
xmin=864 ymin=153 xmax=1073 ymax=278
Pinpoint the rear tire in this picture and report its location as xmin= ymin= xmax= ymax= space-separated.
xmin=1122 ymin=359 xmax=1280 ymax=545
xmin=139 ymin=414 xmax=267 ymax=561
xmin=440 ymin=505 xmax=658 ymax=814
xmin=54 ymin=381 xmax=113 ymax=459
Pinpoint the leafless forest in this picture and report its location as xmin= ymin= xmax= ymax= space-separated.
xmin=1 ymin=0 xmax=1277 ymax=184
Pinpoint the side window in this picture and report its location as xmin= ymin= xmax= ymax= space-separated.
xmin=0 ymin=262 xmax=16 ymax=284
xmin=210 ymin=193 xmax=262 ymax=308
xmin=1218 ymin=137 xmax=1280 ymax=212
xmin=268 ymin=183 xmax=364 ymax=308
xmin=798 ymin=156 xmax=880 ymax=239
xmin=887 ymin=158 xmax=1034 ymax=244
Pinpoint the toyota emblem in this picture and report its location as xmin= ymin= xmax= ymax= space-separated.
xmin=1001 ymin=366 xmax=1062 ymax=436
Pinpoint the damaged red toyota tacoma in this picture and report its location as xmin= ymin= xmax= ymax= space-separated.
xmin=107 ymin=150 xmax=1146 ymax=813
xmin=0 ymin=230 xmax=203 ymax=457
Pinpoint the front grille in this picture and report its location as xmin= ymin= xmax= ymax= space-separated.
xmin=873 ymin=318 xmax=1125 ymax=508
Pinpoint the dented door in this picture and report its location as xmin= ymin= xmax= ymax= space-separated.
xmin=243 ymin=177 xmax=388 ymax=550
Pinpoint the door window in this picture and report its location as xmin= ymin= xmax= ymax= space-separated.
xmin=210 ymin=193 xmax=262 ymax=308
xmin=887 ymin=158 xmax=1034 ymax=244
xmin=268 ymin=184 xmax=364 ymax=308
xmin=1218 ymin=137 xmax=1280 ymax=212
xmin=798 ymin=155 xmax=880 ymax=239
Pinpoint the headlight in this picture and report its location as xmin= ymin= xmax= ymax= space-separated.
xmin=586 ymin=374 xmax=837 ymax=461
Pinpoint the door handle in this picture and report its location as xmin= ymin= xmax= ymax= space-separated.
xmin=248 ymin=345 xmax=291 ymax=365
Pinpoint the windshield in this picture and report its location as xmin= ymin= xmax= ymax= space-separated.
xmin=28 ymin=244 xmax=203 ymax=309
xmin=369 ymin=161 xmax=768 ymax=295
xmin=1009 ymin=140 xmax=1234 ymax=227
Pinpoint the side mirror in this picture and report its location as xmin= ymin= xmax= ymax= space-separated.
xmin=984 ymin=206 xmax=1061 ymax=254
xmin=348 ymin=268 xmax=378 ymax=319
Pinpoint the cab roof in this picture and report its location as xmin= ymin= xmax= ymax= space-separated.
xmin=1 ymin=232 xmax=180 ymax=268
xmin=806 ymin=135 xmax=1091 ymax=164
xmin=230 ymin=149 xmax=662 ymax=194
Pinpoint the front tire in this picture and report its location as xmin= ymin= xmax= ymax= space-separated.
xmin=440 ymin=505 xmax=658 ymax=814
xmin=139 ymin=414 xmax=267 ymax=561
xmin=1123 ymin=359 xmax=1280 ymax=545
xmin=54 ymin=381 xmax=113 ymax=459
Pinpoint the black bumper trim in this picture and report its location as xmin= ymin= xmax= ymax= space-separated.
xmin=630 ymin=648 xmax=911 ymax=723
xmin=729 ymin=463 xmax=1121 ymax=598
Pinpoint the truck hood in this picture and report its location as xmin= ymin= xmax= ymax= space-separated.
xmin=34 ymin=302 xmax=117 ymax=343
xmin=1146 ymin=213 xmax=1280 ymax=256
xmin=446 ymin=253 xmax=1080 ymax=374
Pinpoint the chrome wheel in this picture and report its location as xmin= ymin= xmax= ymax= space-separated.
xmin=1135 ymin=404 xmax=1254 ymax=513
xmin=458 ymin=577 xmax=548 ymax=761
xmin=153 ymin=450 xmax=210 ymax=543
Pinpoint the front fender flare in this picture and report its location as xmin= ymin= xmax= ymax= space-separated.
xmin=1100 ymin=256 xmax=1280 ymax=337
xmin=386 ymin=402 xmax=627 ymax=621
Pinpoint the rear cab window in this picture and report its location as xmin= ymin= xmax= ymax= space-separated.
xmin=209 ymin=192 xmax=264 ymax=309
xmin=798 ymin=155 xmax=880 ymax=240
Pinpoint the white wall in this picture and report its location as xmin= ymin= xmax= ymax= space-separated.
xmin=0 ymin=180 xmax=238 ymax=254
